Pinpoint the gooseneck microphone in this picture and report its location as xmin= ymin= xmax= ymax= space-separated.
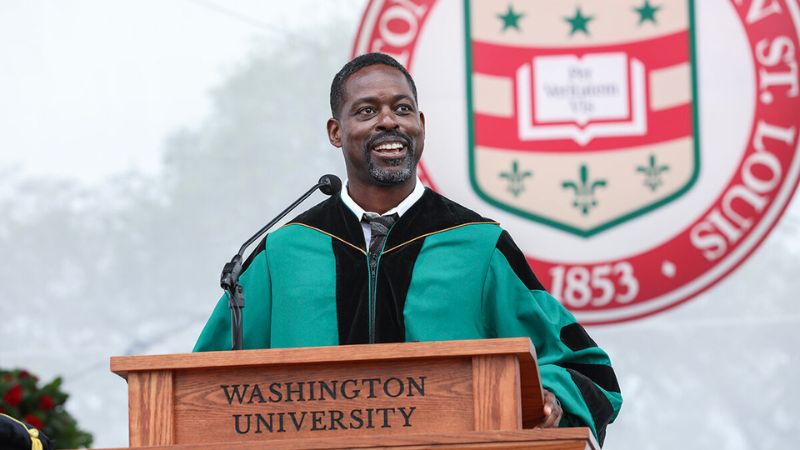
xmin=318 ymin=173 xmax=342 ymax=196
xmin=220 ymin=174 xmax=342 ymax=350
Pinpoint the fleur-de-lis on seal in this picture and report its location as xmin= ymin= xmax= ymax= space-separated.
xmin=499 ymin=160 xmax=533 ymax=197
xmin=636 ymin=154 xmax=669 ymax=191
xmin=562 ymin=164 xmax=607 ymax=215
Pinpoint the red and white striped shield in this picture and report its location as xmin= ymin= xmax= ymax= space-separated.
xmin=466 ymin=0 xmax=698 ymax=237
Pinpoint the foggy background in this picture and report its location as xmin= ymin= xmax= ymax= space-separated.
xmin=1 ymin=1 xmax=798 ymax=448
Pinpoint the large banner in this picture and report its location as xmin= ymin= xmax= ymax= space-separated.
xmin=353 ymin=0 xmax=800 ymax=324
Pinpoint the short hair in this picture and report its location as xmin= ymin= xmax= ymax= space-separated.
xmin=330 ymin=53 xmax=418 ymax=118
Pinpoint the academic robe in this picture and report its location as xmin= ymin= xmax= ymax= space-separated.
xmin=194 ymin=188 xmax=622 ymax=443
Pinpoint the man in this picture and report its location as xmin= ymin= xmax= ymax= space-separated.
xmin=194 ymin=53 xmax=622 ymax=444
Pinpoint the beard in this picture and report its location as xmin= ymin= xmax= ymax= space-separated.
xmin=364 ymin=131 xmax=417 ymax=185
xmin=368 ymin=151 xmax=415 ymax=184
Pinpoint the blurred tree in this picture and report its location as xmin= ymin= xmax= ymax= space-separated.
xmin=0 ymin=21 xmax=352 ymax=361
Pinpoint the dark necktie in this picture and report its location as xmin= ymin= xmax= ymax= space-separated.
xmin=362 ymin=212 xmax=398 ymax=256
xmin=362 ymin=212 xmax=398 ymax=344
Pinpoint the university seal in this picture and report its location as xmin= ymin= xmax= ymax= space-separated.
xmin=353 ymin=0 xmax=800 ymax=324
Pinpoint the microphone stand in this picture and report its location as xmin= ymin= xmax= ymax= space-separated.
xmin=220 ymin=175 xmax=341 ymax=350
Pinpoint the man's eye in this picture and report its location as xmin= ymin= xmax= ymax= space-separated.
xmin=396 ymin=104 xmax=413 ymax=113
xmin=358 ymin=107 xmax=376 ymax=115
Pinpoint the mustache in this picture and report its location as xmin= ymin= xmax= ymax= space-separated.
xmin=364 ymin=130 xmax=413 ymax=152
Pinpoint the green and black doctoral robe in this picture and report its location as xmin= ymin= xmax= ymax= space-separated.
xmin=194 ymin=189 xmax=622 ymax=443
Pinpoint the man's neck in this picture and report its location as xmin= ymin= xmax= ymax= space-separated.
xmin=347 ymin=178 xmax=416 ymax=214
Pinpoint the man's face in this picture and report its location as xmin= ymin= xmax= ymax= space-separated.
xmin=327 ymin=64 xmax=425 ymax=187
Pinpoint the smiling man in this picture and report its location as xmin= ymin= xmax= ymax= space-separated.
xmin=194 ymin=53 xmax=622 ymax=444
xmin=328 ymin=58 xmax=425 ymax=214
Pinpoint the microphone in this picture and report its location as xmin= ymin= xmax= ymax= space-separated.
xmin=318 ymin=174 xmax=342 ymax=196
xmin=221 ymin=174 xmax=342 ymax=350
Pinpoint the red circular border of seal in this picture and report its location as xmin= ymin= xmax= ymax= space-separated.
xmin=352 ymin=0 xmax=800 ymax=325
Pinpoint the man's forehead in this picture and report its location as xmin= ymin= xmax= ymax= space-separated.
xmin=342 ymin=64 xmax=414 ymax=102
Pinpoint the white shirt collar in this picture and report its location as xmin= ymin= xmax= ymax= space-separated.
xmin=340 ymin=177 xmax=425 ymax=220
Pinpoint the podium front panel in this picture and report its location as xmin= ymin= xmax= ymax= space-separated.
xmin=113 ymin=338 xmax=540 ymax=447
xmin=172 ymin=358 xmax=475 ymax=443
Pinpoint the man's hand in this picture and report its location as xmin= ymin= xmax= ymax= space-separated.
xmin=537 ymin=389 xmax=563 ymax=428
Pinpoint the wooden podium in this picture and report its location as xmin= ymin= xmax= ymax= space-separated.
xmin=110 ymin=338 xmax=598 ymax=449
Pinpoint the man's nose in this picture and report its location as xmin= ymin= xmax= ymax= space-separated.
xmin=376 ymin=108 xmax=400 ymax=130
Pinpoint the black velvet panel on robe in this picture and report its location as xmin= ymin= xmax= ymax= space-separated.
xmin=567 ymin=368 xmax=615 ymax=445
xmin=559 ymin=322 xmax=598 ymax=352
xmin=494 ymin=230 xmax=545 ymax=290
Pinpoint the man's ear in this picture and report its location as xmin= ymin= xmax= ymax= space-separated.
xmin=327 ymin=118 xmax=342 ymax=148
xmin=417 ymin=111 xmax=426 ymax=159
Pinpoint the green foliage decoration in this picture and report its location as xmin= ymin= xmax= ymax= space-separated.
xmin=0 ymin=368 xmax=93 ymax=449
